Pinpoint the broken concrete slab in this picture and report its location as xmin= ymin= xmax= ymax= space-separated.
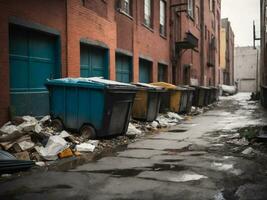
xmin=71 ymin=157 xmax=156 ymax=172
xmin=137 ymin=170 xmax=208 ymax=183
xmin=117 ymin=149 xmax=165 ymax=159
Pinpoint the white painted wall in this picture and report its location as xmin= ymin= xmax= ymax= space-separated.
xmin=234 ymin=46 xmax=260 ymax=92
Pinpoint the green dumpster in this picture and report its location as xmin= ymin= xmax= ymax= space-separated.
xmin=46 ymin=77 xmax=137 ymax=139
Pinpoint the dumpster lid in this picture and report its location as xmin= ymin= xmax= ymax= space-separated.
xmin=150 ymin=82 xmax=178 ymax=90
xmin=46 ymin=77 xmax=137 ymax=89
xmin=180 ymin=85 xmax=196 ymax=90
xmin=133 ymin=82 xmax=164 ymax=90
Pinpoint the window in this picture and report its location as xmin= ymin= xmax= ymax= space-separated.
xmin=188 ymin=0 xmax=194 ymax=18
xmin=144 ymin=0 xmax=152 ymax=27
xmin=159 ymin=0 xmax=166 ymax=36
xmin=196 ymin=6 xmax=200 ymax=26
xmin=120 ymin=0 xmax=132 ymax=16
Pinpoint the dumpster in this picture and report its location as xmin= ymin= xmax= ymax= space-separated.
xmin=191 ymin=86 xmax=206 ymax=107
xmin=150 ymin=82 xmax=183 ymax=113
xmin=181 ymin=86 xmax=195 ymax=113
xmin=179 ymin=87 xmax=188 ymax=114
xmin=210 ymin=86 xmax=219 ymax=103
xmin=46 ymin=77 xmax=137 ymax=139
xmin=131 ymin=83 xmax=164 ymax=122
xmin=203 ymin=87 xmax=212 ymax=106
xmin=261 ymin=85 xmax=267 ymax=109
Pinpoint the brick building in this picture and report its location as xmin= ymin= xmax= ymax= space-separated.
xmin=0 ymin=0 xmax=221 ymax=125
xmin=220 ymin=18 xmax=234 ymax=85
xmin=170 ymin=0 xmax=221 ymax=86
xmin=0 ymin=0 xmax=171 ymax=125
xmin=260 ymin=0 xmax=267 ymax=108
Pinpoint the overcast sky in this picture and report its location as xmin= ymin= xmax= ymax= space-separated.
xmin=221 ymin=0 xmax=260 ymax=47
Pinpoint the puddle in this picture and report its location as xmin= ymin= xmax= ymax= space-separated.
xmin=168 ymin=173 xmax=208 ymax=183
xmin=162 ymin=159 xmax=184 ymax=163
xmin=168 ymin=129 xmax=188 ymax=133
xmin=89 ymin=168 xmax=143 ymax=177
xmin=152 ymin=163 xmax=187 ymax=171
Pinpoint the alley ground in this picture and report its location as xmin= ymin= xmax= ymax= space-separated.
xmin=0 ymin=93 xmax=267 ymax=200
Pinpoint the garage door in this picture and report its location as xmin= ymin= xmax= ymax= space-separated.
xmin=116 ymin=54 xmax=132 ymax=83
xmin=80 ymin=44 xmax=108 ymax=78
xmin=139 ymin=59 xmax=152 ymax=83
xmin=9 ymin=25 xmax=59 ymax=117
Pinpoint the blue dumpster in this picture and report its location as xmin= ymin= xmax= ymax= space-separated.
xmin=46 ymin=77 xmax=137 ymax=138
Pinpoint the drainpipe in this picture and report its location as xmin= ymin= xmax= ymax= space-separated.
xmin=200 ymin=0 xmax=205 ymax=86
xmin=65 ymin=0 xmax=69 ymax=77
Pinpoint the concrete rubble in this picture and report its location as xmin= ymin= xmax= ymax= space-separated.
xmin=0 ymin=116 xmax=101 ymax=166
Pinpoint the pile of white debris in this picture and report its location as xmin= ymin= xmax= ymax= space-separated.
xmin=0 ymin=116 xmax=99 ymax=165
xmin=0 ymin=112 xmax=185 ymax=166
xmin=126 ymin=112 xmax=184 ymax=136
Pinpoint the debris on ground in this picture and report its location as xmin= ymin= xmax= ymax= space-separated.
xmin=242 ymin=147 xmax=254 ymax=155
xmin=76 ymin=140 xmax=99 ymax=152
xmin=0 ymin=150 xmax=35 ymax=174
xmin=0 ymin=106 xmax=208 ymax=171
xmin=221 ymin=84 xmax=237 ymax=96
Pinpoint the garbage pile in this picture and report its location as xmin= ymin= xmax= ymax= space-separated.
xmin=0 ymin=116 xmax=100 ymax=166
xmin=127 ymin=112 xmax=184 ymax=137
xmin=0 ymin=112 xmax=185 ymax=173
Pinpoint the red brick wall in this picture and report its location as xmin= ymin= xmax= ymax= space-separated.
xmin=66 ymin=0 xmax=117 ymax=79
xmin=0 ymin=0 xmax=67 ymax=126
xmin=116 ymin=0 xmax=171 ymax=83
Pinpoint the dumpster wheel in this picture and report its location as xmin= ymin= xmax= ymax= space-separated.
xmin=51 ymin=119 xmax=64 ymax=132
xmin=80 ymin=124 xmax=96 ymax=140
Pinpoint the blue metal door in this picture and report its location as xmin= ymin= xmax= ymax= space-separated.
xmin=116 ymin=54 xmax=132 ymax=83
xmin=139 ymin=59 xmax=152 ymax=83
xmin=80 ymin=45 xmax=108 ymax=78
xmin=9 ymin=25 xmax=58 ymax=117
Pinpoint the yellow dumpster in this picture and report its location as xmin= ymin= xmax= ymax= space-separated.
xmin=150 ymin=82 xmax=184 ymax=113
xmin=131 ymin=83 xmax=164 ymax=122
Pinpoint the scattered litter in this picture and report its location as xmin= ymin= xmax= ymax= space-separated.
xmin=226 ymin=138 xmax=249 ymax=146
xmin=36 ymin=135 xmax=68 ymax=161
xmin=0 ymin=124 xmax=19 ymax=135
xmin=1 ymin=174 xmax=11 ymax=178
xmin=58 ymin=148 xmax=73 ymax=159
xmin=35 ymin=161 xmax=46 ymax=167
xmin=59 ymin=130 xmax=70 ymax=138
xmin=40 ymin=115 xmax=51 ymax=123
xmin=34 ymin=123 xmax=43 ymax=134
xmin=213 ymin=162 xmax=234 ymax=171
xmin=0 ymin=150 xmax=35 ymax=174
xmin=18 ymin=140 xmax=35 ymax=151
xmin=242 ymin=147 xmax=254 ymax=155
xmin=14 ymin=151 xmax=30 ymax=160
xmin=126 ymin=123 xmax=142 ymax=136
xmin=76 ymin=142 xmax=96 ymax=152
xmin=167 ymin=112 xmax=184 ymax=120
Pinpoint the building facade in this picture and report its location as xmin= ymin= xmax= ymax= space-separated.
xmin=220 ymin=18 xmax=234 ymax=85
xmin=234 ymin=47 xmax=260 ymax=92
xmin=170 ymin=0 xmax=221 ymax=86
xmin=0 ymin=0 xmax=221 ymax=125
xmin=260 ymin=0 xmax=267 ymax=108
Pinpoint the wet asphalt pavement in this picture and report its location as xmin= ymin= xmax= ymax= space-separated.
xmin=1 ymin=93 xmax=267 ymax=200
